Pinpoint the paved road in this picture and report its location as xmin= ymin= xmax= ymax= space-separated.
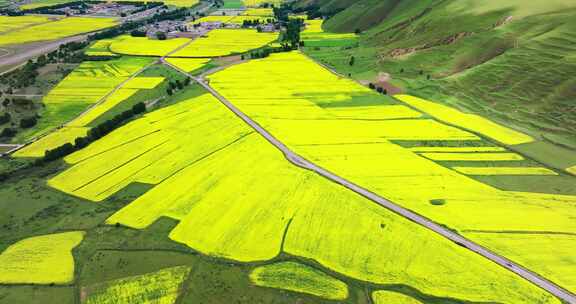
xmin=162 ymin=58 xmax=576 ymax=304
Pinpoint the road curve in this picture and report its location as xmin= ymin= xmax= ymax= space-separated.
xmin=161 ymin=58 xmax=576 ymax=304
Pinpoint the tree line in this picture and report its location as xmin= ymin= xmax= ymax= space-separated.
xmin=43 ymin=102 xmax=146 ymax=162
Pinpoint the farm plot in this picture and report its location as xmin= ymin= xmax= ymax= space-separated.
xmin=14 ymin=56 xmax=154 ymax=145
xmin=85 ymin=39 xmax=118 ymax=57
xmin=395 ymin=95 xmax=534 ymax=145
xmin=170 ymin=29 xmax=277 ymax=57
xmin=20 ymin=0 xmax=77 ymax=9
xmin=0 ymin=231 xmax=84 ymax=284
xmin=453 ymin=167 xmax=558 ymax=175
xmin=242 ymin=0 xmax=282 ymax=7
xmin=12 ymin=57 xmax=152 ymax=147
xmin=191 ymin=15 xmax=271 ymax=25
xmin=250 ymin=262 xmax=348 ymax=300
xmin=109 ymin=35 xmax=190 ymax=57
xmin=0 ymin=16 xmax=51 ymax=32
xmin=301 ymin=19 xmax=357 ymax=47
xmin=47 ymin=89 xmax=559 ymax=303
xmin=49 ymin=93 xmax=253 ymax=202
xmin=165 ymin=58 xmax=210 ymax=73
xmin=408 ymin=146 xmax=506 ymax=152
xmin=419 ymin=152 xmax=524 ymax=161
xmin=372 ymin=291 xmax=421 ymax=304
xmin=13 ymin=127 xmax=88 ymax=158
xmin=67 ymin=89 xmax=139 ymax=127
xmin=83 ymin=266 xmax=191 ymax=304
xmin=15 ymin=75 xmax=163 ymax=158
xmin=162 ymin=0 xmax=199 ymax=6
xmin=242 ymin=8 xmax=274 ymax=16
xmin=207 ymin=51 xmax=576 ymax=291
xmin=0 ymin=17 xmax=117 ymax=46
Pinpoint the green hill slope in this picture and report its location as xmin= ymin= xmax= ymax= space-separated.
xmin=299 ymin=0 xmax=576 ymax=150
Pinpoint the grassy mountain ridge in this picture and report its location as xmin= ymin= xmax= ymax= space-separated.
xmin=298 ymin=0 xmax=576 ymax=151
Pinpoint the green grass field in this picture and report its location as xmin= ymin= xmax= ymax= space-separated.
xmin=222 ymin=0 xmax=243 ymax=9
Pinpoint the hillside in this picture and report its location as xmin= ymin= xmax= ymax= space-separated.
xmin=298 ymin=0 xmax=576 ymax=154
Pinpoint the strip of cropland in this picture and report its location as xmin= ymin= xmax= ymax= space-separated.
xmin=0 ymin=16 xmax=117 ymax=47
xmin=106 ymin=29 xmax=277 ymax=58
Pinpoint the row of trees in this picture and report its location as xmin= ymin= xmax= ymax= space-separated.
xmin=43 ymin=102 xmax=146 ymax=162
xmin=241 ymin=19 xmax=274 ymax=28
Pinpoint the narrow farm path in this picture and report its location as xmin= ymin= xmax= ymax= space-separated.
xmin=160 ymin=56 xmax=576 ymax=304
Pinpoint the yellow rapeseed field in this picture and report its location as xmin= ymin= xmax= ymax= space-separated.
xmin=20 ymin=0 xmax=75 ymax=10
xmin=0 ymin=231 xmax=84 ymax=284
xmin=170 ymin=29 xmax=277 ymax=57
xmin=85 ymin=39 xmax=118 ymax=57
xmin=408 ymin=146 xmax=506 ymax=152
xmin=84 ymin=266 xmax=191 ymax=304
xmin=49 ymin=93 xmax=253 ymax=202
xmin=301 ymin=19 xmax=356 ymax=41
xmin=395 ymin=94 xmax=535 ymax=145
xmin=12 ymin=56 xmax=154 ymax=147
xmin=109 ymin=35 xmax=190 ymax=57
xmin=67 ymin=88 xmax=139 ymax=127
xmin=242 ymin=0 xmax=282 ymax=7
xmin=326 ymin=105 xmax=422 ymax=120
xmin=250 ymin=262 xmax=349 ymax=300
xmin=192 ymin=15 xmax=270 ymax=25
xmin=190 ymin=15 xmax=234 ymax=24
xmin=48 ymin=88 xmax=561 ymax=303
xmin=420 ymin=152 xmax=524 ymax=161
xmin=162 ymin=0 xmax=199 ymax=7
xmin=0 ymin=17 xmax=117 ymax=46
xmin=453 ymin=167 xmax=558 ymax=175
xmin=165 ymin=58 xmax=210 ymax=73
xmin=13 ymin=127 xmax=89 ymax=158
xmin=372 ymin=291 xmax=421 ymax=304
xmin=207 ymin=51 xmax=576 ymax=292
xmin=122 ymin=77 xmax=165 ymax=89
xmin=0 ymin=15 xmax=50 ymax=32
xmin=242 ymin=8 xmax=274 ymax=16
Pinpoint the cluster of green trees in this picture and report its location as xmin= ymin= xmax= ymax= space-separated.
xmin=244 ymin=43 xmax=295 ymax=59
xmin=0 ymin=113 xmax=10 ymax=125
xmin=43 ymin=102 xmax=146 ymax=162
xmin=166 ymin=77 xmax=191 ymax=96
xmin=282 ymin=18 xmax=303 ymax=48
xmin=241 ymin=19 xmax=274 ymax=28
